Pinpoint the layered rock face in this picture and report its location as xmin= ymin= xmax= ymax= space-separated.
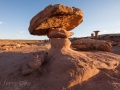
xmin=28 ymin=4 xmax=83 ymax=35
xmin=71 ymin=38 xmax=112 ymax=52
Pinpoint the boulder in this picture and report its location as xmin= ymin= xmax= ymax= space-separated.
xmin=47 ymin=28 xmax=74 ymax=38
xmin=71 ymin=39 xmax=112 ymax=52
xmin=21 ymin=64 xmax=34 ymax=76
xmin=27 ymin=53 xmax=48 ymax=70
xmin=22 ymin=52 xmax=49 ymax=75
xmin=28 ymin=4 xmax=83 ymax=35
xmin=27 ymin=55 xmax=44 ymax=70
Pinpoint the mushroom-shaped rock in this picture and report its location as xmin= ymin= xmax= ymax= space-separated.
xmin=28 ymin=4 xmax=83 ymax=35
xmin=26 ymin=4 xmax=119 ymax=89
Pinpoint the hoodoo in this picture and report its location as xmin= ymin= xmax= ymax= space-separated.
xmin=21 ymin=4 xmax=119 ymax=89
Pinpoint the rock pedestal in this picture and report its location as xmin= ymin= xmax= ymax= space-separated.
xmin=94 ymin=30 xmax=100 ymax=39
xmin=91 ymin=33 xmax=94 ymax=39
xmin=46 ymin=28 xmax=99 ymax=88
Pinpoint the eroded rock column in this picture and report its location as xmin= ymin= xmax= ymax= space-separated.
xmin=47 ymin=28 xmax=73 ymax=56
xmin=94 ymin=30 xmax=100 ymax=39
xmin=91 ymin=33 xmax=94 ymax=39
xmin=45 ymin=28 xmax=99 ymax=88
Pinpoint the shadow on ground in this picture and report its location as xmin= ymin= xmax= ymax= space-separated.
xmin=112 ymin=46 xmax=120 ymax=55
xmin=0 ymin=50 xmax=120 ymax=90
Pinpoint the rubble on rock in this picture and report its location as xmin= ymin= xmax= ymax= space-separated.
xmin=21 ymin=52 xmax=48 ymax=75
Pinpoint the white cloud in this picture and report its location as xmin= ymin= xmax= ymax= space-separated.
xmin=106 ymin=28 xmax=120 ymax=34
xmin=100 ymin=30 xmax=107 ymax=34
xmin=113 ymin=30 xmax=120 ymax=33
xmin=19 ymin=31 xmax=25 ymax=34
xmin=0 ymin=22 xmax=3 ymax=24
xmin=30 ymin=36 xmax=37 ymax=39
xmin=14 ymin=35 xmax=20 ymax=37
xmin=115 ymin=29 xmax=120 ymax=33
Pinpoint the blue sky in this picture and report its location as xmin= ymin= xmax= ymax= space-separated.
xmin=0 ymin=0 xmax=120 ymax=40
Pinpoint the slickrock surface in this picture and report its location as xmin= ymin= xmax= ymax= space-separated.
xmin=46 ymin=37 xmax=119 ymax=89
xmin=71 ymin=38 xmax=112 ymax=52
xmin=28 ymin=4 xmax=83 ymax=35
xmin=0 ymin=40 xmax=120 ymax=90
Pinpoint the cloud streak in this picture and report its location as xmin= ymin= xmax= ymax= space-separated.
xmin=113 ymin=30 xmax=120 ymax=33
xmin=100 ymin=30 xmax=107 ymax=34
xmin=18 ymin=31 xmax=25 ymax=34
xmin=0 ymin=22 xmax=4 ymax=24
xmin=14 ymin=35 xmax=20 ymax=37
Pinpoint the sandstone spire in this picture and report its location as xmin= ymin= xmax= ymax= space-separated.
xmin=94 ymin=30 xmax=100 ymax=39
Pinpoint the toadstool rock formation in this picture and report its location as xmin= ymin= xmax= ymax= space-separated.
xmin=94 ymin=30 xmax=100 ymax=39
xmin=91 ymin=33 xmax=94 ymax=39
xmin=22 ymin=4 xmax=119 ymax=89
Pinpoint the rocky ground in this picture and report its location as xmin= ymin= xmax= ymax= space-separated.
xmin=0 ymin=40 xmax=120 ymax=90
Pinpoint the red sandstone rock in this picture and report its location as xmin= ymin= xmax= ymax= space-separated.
xmin=71 ymin=38 xmax=112 ymax=52
xmin=0 ymin=40 xmax=120 ymax=90
xmin=23 ymin=4 xmax=120 ymax=90
xmin=21 ymin=52 xmax=49 ymax=75
xmin=28 ymin=4 xmax=83 ymax=35
xmin=47 ymin=38 xmax=118 ymax=89
xmin=47 ymin=28 xmax=74 ymax=38
xmin=21 ymin=64 xmax=34 ymax=75
xmin=117 ymin=42 xmax=120 ymax=47
xmin=27 ymin=55 xmax=44 ymax=70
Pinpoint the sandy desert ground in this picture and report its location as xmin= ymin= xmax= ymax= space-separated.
xmin=0 ymin=40 xmax=120 ymax=90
